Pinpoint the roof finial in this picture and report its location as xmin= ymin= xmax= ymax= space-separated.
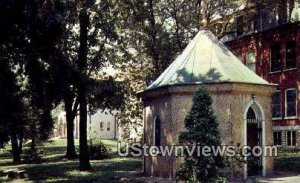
xmin=201 ymin=19 xmax=208 ymax=28
xmin=200 ymin=0 xmax=209 ymax=30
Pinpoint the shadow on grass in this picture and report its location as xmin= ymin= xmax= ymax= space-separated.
xmin=22 ymin=158 xmax=142 ymax=182
xmin=0 ymin=139 xmax=140 ymax=182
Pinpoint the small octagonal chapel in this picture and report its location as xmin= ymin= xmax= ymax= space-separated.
xmin=139 ymin=30 xmax=277 ymax=180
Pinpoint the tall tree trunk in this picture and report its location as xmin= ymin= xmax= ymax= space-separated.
xmin=64 ymin=92 xmax=78 ymax=159
xmin=148 ymin=0 xmax=160 ymax=77
xmin=200 ymin=0 xmax=210 ymax=27
xmin=11 ymin=131 xmax=21 ymax=164
xmin=31 ymin=137 xmax=36 ymax=151
xmin=78 ymin=7 xmax=91 ymax=171
xmin=196 ymin=0 xmax=202 ymax=30
xmin=30 ymin=120 xmax=37 ymax=153
xmin=18 ymin=134 xmax=23 ymax=154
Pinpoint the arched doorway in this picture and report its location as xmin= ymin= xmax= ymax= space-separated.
xmin=246 ymin=106 xmax=262 ymax=176
xmin=244 ymin=100 xmax=265 ymax=178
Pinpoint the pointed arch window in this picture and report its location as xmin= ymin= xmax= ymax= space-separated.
xmin=153 ymin=116 xmax=161 ymax=147
xmin=247 ymin=107 xmax=256 ymax=119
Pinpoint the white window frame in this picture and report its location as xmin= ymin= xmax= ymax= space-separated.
xmin=272 ymin=90 xmax=282 ymax=120
xmin=286 ymin=131 xmax=296 ymax=147
xmin=284 ymin=40 xmax=297 ymax=71
xmin=269 ymin=42 xmax=282 ymax=74
xmin=246 ymin=50 xmax=256 ymax=72
xmin=273 ymin=131 xmax=282 ymax=146
xmin=285 ymin=88 xmax=298 ymax=119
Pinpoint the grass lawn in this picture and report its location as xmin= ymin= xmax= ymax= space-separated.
xmin=274 ymin=147 xmax=300 ymax=172
xmin=0 ymin=138 xmax=142 ymax=183
xmin=2 ymin=141 xmax=298 ymax=182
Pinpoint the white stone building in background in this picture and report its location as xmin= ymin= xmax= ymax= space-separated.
xmin=53 ymin=67 xmax=143 ymax=141
xmin=88 ymin=110 xmax=119 ymax=139
xmin=56 ymin=109 xmax=119 ymax=140
xmin=55 ymin=109 xmax=143 ymax=141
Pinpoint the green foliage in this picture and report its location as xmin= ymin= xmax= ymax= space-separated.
xmin=1 ymin=0 xmax=291 ymax=167
xmin=177 ymin=87 xmax=224 ymax=182
xmin=0 ymin=0 xmax=66 ymax=162
xmin=222 ymin=141 xmax=245 ymax=179
xmin=111 ymin=0 xmax=247 ymax=141
xmin=0 ymin=61 xmax=25 ymax=143
xmin=88 ymin=137 xmax=111 ymax=160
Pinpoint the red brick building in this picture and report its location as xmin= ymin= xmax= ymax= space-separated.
xmin=224 ymin=1 xmax=300 ymax=147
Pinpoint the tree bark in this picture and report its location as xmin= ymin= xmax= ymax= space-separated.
xmin=201 ymin=0 xmax=210 ymax=27
xmin=173 ymin=9 xmax=183 ymax=51
xmin=31 ymin=137 xmax=36 ymax=151
xmin=148 ymin=0 xmax=160 ymax=76
xmin=18 ymin=135 xmax=23 ymax=154
xmin=11 ymin=131 xmax=21 ymax=164
xmin=78 ymin=7 xmax=91 ymax=171
xmin=64 ymin=92 xmax=78 ymax=159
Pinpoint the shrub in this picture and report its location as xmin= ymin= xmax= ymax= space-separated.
xmin=176 ymin=86 xmax=224 ymax=182
xmin=88 ymin=137 xmax=111 ymax=160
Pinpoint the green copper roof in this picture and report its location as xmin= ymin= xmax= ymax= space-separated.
xmin=146 ymin=30 xmax=270 ymax=90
